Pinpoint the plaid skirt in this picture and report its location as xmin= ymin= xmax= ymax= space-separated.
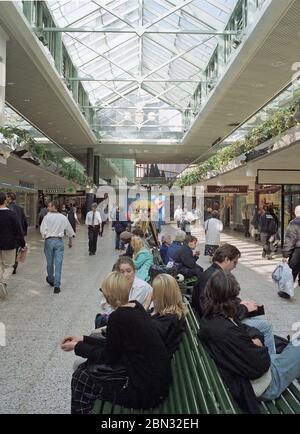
xmin=71 ymin=362 xmax=129 ymax=414
xmin=204 ymin=244 xmax=219 ymax=257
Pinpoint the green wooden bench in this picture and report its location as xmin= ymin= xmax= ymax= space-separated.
xmin=186 ymin=304 xmax=300 ymax=415
xmin=92 ymin=302 xmax=300 ymax=414
xmin=92 ymin=304 xmax=238 ymax=415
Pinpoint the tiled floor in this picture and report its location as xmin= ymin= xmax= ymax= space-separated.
xmin=0 ymin=222 xmax=299 ymax=413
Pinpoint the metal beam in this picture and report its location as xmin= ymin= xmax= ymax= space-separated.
xmin=65 ymin=33 xmax=137 ymax=80
xmin=142 ymin=35 xmax=214 ymax=80
xmin=39 ymin=27 xmax=239 ymax=35
xmin=91 ymin=0 xmax=137 ymax=29
xmin=82 ymin=106 xmax=192 ymax=110
xmin=144 ymin=0 xmax=194 ymax=29
xmin=67 ymin=78 xmax=208 ymax=82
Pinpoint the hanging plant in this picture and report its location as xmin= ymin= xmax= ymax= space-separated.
xmin=176 ymin=99 xmax=300 ymax=187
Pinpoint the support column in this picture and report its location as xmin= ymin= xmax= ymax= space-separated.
xmin=93 ymin=155 xmax=100 ymax=186
xmin=0 ymin=27 xmax=8 ymax=127
xmin=86 ymin=147 xmax=94 ymax=179
xmin=55 ymin=31 xmax=63 ymax=76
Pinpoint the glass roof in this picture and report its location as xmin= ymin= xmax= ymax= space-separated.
xmin=47 ymin=0 xmax=237 ymax=140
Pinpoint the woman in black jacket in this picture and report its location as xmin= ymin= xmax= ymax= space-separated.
xmin=145 ymin=273 xmax=187 ymax=356
xmin=198 ymin=271 xmax=300 ymax=413
xmin=61 ymin=271 xmax=171 ymax=414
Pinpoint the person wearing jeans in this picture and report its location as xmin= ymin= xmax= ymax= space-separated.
xmin=40 ymin=201 xmax=75 ymax=294
xmin=198 ymin=270 xmax=300 ymax=413
xmin=44 ymin=238 xmax=65 ymax=290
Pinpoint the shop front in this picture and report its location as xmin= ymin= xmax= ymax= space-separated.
xmin=206 ymin=185 xmax=252 ymax=230
xmin=0 ymin=180 xmax=38 ymax=227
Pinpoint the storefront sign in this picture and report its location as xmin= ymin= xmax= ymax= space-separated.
xmin=207 ymin=185 xmax=248 ymax=194
xmin=19 ymin=180 xmax=35 ymax=189
xmin=44 ymin=187 xmax=81 ymax=195
xmin=44 ymin=188 xmax=65 ymax=194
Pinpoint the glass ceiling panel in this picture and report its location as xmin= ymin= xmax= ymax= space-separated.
xmin=47 ymin=0 xmax=238 ymax=141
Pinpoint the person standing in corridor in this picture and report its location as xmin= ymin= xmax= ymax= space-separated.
xmin=6 ymin=192 xmax=28 ymax=275
xmin=282 ymin=205 xmax=300 ymax=283
xmin=0 ymin=193 xmax=26 ymax=299
xmin=40 ymin=201 xmax=75 ymax=294
xmin=85 ymin=203 xmax=102 ymax=255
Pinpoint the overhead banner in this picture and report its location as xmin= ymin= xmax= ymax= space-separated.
xmin=207 ymin=185 xmax=248 ymax=194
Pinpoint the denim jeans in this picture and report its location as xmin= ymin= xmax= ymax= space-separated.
xmin=44 ymin=238 xmax=64 ymax=288
xmin=242 ymin=316 xmax=276 ymax=356
xmin=260 ymin=340 xmax=300 ymax=400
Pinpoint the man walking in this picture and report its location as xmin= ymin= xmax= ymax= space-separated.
xmin=40 ymin=201 xmax=75 ymax=294
xmin=6 ymin=192 xmax=28 ymax=274
xmin=85 ymin=203 xmax=102 ymax=255
xmin=0 ymin=193 xmax=26 ymax=299
xmin=282 ymin=205 xmax=300 ymax=284
xmin=260 ymin=206 xmax=278 ymax=259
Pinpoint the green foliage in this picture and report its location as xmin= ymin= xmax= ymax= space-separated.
xmin=0 ymin=125 xmax=91 ymax=186
xmin=176 ymin=100 xmax=300 ymax=187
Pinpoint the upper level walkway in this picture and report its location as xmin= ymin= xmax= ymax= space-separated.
xmin=0 ymin=222 xmax=299 ymax=413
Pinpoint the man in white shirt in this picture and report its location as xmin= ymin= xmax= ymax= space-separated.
xmin=40 ymin=201 xmax=75 ymax=294
xmin=174 ymin=205 xmax=183 ymax=228
xmin=85 ymin=203 xmax=102 ymax=256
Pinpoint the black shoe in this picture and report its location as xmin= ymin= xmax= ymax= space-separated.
xmin=89 ymin=252 xmax=92 ymax=256
xmin=278 ymin=291 xmax=291 ymax=300
xmin=46 ymin=276 xmax=54 ymax=287
xmin=12 ymin=269 xmax=17 ymax=275
xmin=54 ymin=287 xmax=61 ymax=294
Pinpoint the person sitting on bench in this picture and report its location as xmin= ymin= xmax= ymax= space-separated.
xmin=172 ymin=235 xmax=203 ymax=280
xmin=167 ymin=230 xmax=186 ymax=264
xmin=145 ymin=273 xmax=187 ymax=356
xmin=132 ymin=236 xmax=153 ymax=282
xmin=95 ymin=256 xmax=153 ymax=328
xmin=61 ymin=272 xmax=171 ymax=414
xmin=198 ymin=271 xmax=300 ymax=414
xmin=192 ymin=243 xmax=275 ymax=356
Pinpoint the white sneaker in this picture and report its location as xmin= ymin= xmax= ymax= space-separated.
xmin=0 ymin=283 xmax=7 ymax=300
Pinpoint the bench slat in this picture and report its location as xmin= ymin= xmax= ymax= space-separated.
xmin=171 ymin=359 xmax=185 ymax=413
xmin=288 ymin=383 xmax=300 ymax=402
xmin=178 ymin=344 xmax=201 ymax=414
xmin=280 ymin=389 xmax=300 ymax=414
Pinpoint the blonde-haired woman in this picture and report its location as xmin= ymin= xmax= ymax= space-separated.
xmin=61 ymin=271 xmax=171 ymax=414
xmin=131 ymin=236 xmax=153 ymax=282
xmin=145 ymin=274 xmax=187 ymax=356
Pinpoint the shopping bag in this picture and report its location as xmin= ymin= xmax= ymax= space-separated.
xmin=16 ymin=247 xmax=28 ymax=263
xmin=272 ymin=262 xmax=294 ymax=298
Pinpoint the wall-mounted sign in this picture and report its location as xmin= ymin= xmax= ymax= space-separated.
xmin=44 ymin=187 xmax=82 ymax=195
xmin=44 ymin=188 xmax=65 ymax=194
xmin=207 ymin=185 xmax=248 ymax=194
xmin=19 ymin=180 xmax=35 ymax=189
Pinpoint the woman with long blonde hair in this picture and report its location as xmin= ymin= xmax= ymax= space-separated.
xmin=146 ymin=273 xmax=187 ymax=356
xmin=61 ymin=271 xmax=171 ymax=414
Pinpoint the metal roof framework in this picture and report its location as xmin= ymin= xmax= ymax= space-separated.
xmin=47 ymin=0 xmax=238 ymax=140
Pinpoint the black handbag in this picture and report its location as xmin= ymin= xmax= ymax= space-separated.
xmin=149 ymin=263 xmax=179 ymax=281
xmin=87 ymin=360 xmax=128 ymax=382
